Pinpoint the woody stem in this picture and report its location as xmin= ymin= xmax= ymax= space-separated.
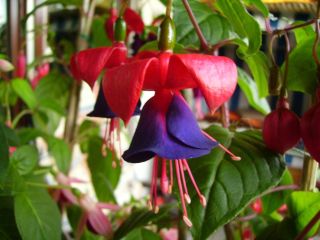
xmin=181 ymin=0 xmax=209 ymax=51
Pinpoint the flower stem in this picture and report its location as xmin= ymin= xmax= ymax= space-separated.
xmin=295 ymin=210 xmax=320 ymax=240
xmin=12 ymin=109 xmax=33 ymax=128
xmin=221 ymin=102 xmax=230 ymax=128
xmin=63 ymin=0 xmax=96 ymax=151
xmin=166 ymin=0 xmax=173 ymax=17
xmin=272 ymin=19 xmax=316 ymax=35
xmin=301 ymin=155 xmax=319 ymax=191
xmin=181 ymin=0 xmax=209 ymax=51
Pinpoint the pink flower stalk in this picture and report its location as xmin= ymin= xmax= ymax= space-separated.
xmin=76 ymin=194 xmax=119 ymax=239
xmin=31 ymin=63 xmax=50 ymax=89
xmin=52 ymin=172 xmax=79 ymax=205
xmin=15 ymin=52 xmax=26 ymax=78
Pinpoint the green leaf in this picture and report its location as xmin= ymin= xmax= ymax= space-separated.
xmin=91 ymin=16 xmax=112 ymax=48
xmin=3 ymin=125 xmax=20 ymax=147
xmin=139 ymin=41 xmax=186 ymax=53
xmin=292 ymin=21 xmax=315 ymax=44
xmin=24 ymin=0 xmax=82 ymax=23
xmin=243 ymin=0 xmax=269 ymax=17
xmin=76 ymin=120 xmax=100 ymax=153
xmin=114 ymin=204 xmax=175 ymax=240
xmin=256 ymin=218 xmax=296 ymax=240
xmin=187 ymin=125 xmax=285 ymax=240
xmin=0 ymin=81 xmax=18 ymax=106
xmin=0 ymin=123 xmax=9 ymax=184
xmin=261 ymin=169 xmax=293 ymax=215
xmin=10 ymin=145 xmax=38 ymax=175
xmin=242 ymin=51 xmax=270 ymax=97
xmin=216 ymin=0 xmax=261 ymax=55
xmin=237 ymin=68 xmax=270 ymax=114
xmin=173 ymin=0 xmax=233 ymax=47
xmin=14 ymin=187 xmax=61 ymax=240
xmin=287 ymin=191 xmax=320 ymax=237
xmin=286 ymin=36 xmax=319 ymax=95
xmin=122 ymin=228 xmax=162 ymax=240
xmin=87 ymin=137 xmax=121 ymax=203
xmin=46 ymin=137 xmax=71 ymax=174
xmin=38 ymin=98 xmax=65 ymax=115
xmin=11 ymin=78 xmax=37 ymax=109
xmin=0 ymin=196 xmax=21 ymax=239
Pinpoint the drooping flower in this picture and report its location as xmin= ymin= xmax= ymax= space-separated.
xmin=76 ymin=194 xmax=120 ymax=239
xmin=105 ymin=8 xmax=144 ymax=42
xmin=52 ymin=172 xmax=79 ymax=205
xmin=263 ymin=98 xmax=300 ymax=154
xmin=122 ymin=90 xmax=240 ymax=227
xmin=301 ymin=94 xmax=320 ymax=163
xmin=15 ymin=52 xmax=26 ymax=78
xmin=193 ymin=88 xmax=205 ymax=119
xmin=31 ymin=63 xmax=50 ymax=88
xmin=70 ymin=30 xmax=138 ymax=167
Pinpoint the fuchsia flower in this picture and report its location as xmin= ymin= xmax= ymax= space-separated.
xmin=103 ymin=49 xmax=238 ymax=124
xmin=15 ymin=52 xmax=26 ymax=78
xmin=301 ymin=90 xmax=320 ymax=163
xmin=77 ymin=194 xmax=119 ymax=239
xmin=123 ymin=91 xmax=240 ymax=227
xmin=105 ymin=8 xmax=144 ymax=42
xmin=263 ymin=98 xmax=300 ymax=154
xmin=193 ymin=88 xmax=205 ymax=119
xmin=31 ymin=63 xmax=50 ymax=88
xmin=70 ymin=42 xmax=133 ymax=167
xmin=52 ymin=172 xmax=79 ymax=205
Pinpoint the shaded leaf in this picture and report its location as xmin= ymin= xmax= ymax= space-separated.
xmin=243 ymin=0 xmax=269 ymax=17
xmin=237 ymin=68 xmax=270 ymax=115
xmin=114 ymin=204 xmax=175 ymax=240
xmin=11 ymin=79 xmax=37 ymax=109
xmin=3 ymin=125 xmax=20 ymax=147
xmin=0 ymin=123 xmax=9 ymax=184
xmin=292 ymin=21 xmax=314 ymax=44
xmin=14 ymin=187 xmax=61 ymax=240
xmin=87 ymin=137 xmax=121 ymax=203
xmin=47 ymin=137 xmax=71 ymax=174
xmin=122 ymin=228 xmax=161 ymax=240
xmin=0 ymin=196 xmax=21 ymax=240
xmin=10 ymin=145 xmax=38 ymax=175
xmin=187 ymin=125 xmax=285 ymax=240
xmin=174 ymin=0 xmax=232 ymax=47
xmin=216 ymin=0 xmax=261 ymax=55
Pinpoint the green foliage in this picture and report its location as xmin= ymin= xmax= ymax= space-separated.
xmin=0 ymin=123 xmax=9 ymax=184
xmin=114 ymin=204 xmax=175 ymax=240
xmin=91 ymin=16 xmax=112 ymax=48
xmin=286 ymin=36 xmax=319 ymax=95
xmin=87 ymin=137 xmax=121 ymax=203
xmin=216 ymin=0 xmax=262 ymax=55
xmin=14 ymin=187 xmax=61 ymax=240
xmin=0 ymin=197 xmax=20 ymax=239
xmin=10 ymin=145 xmax=38 ymax=176
xmin=174 ymin=0 xmax=232 ymax=47
xmin=187 ymin=125 xmax=285 ymax=240
xmin=122 ymin=228 xmax=162 ymax=240
xmin=237 ymin=68 xmax=270 ymax=114
xmin=11 ymin=78 xmax=37 ymax=110
xmin=242 ymin=0 xmax=269 ymax=17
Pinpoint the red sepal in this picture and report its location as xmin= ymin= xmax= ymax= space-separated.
xmin=123 ymin=8 xmax=144 ymax=34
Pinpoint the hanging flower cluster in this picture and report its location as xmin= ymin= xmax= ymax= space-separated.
xmin=70 ymin=10 xmax=239 ymax=227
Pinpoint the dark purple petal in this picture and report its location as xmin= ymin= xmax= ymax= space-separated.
xmin=167 ymin=94 xmax=217 ymax=149
xmin=88 ymin=87 xmax=141 ymax=118
xmin=123 ymin=91 xmax=216 ymax=163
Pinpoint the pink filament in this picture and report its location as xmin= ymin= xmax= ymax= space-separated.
xmin=161 ymin=159 xmax=169 ymax=194
xmin=202 ymin=130 xmax=241 ymax=161
xmin=178 ymin=160 xmax=191 ymax=204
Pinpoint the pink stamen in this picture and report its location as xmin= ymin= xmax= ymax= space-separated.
xmin=182 ymin=159 xmax=206 ymax=207
xmin=202 ymin=130 xmax=241 ymax=161
xmin=153 ymin=157 xmax=159 ymax=213
xmin=169 ymin=160 xmax=173 ymax=194
xmin=175 ymin=161 xmax=192 ymax=227
xmin=161 ymin=159 xmax=169 ymax=194
xmin=178 ymin=160 xmax=191 ymax=204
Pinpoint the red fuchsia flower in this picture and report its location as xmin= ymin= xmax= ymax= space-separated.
xmin=102 ymin=16 xmax=237 ymax=125
xmin=15 ymin=52 xmax=26 ymax=78
xmin=31 ymin=63 xmax=50 ymax=89
xmin=263 ymin=98 xmax=300 ymax=154
xmin=105 ymin=8 xmax=144 ymax=42
xmin=122 ymin=90 xmax=240 ymax=227
xmin=103 ymin=49 xmax=238 ymax=125
xmin=76 ymin=194 xmax=119 ymax=239
xmin=70 ymin=28 xmax=140 ymax=167
xmin=301 ymin=93 xmax=320 ymax=163
xmin=52 ymin=172 xmax=79 ymax=205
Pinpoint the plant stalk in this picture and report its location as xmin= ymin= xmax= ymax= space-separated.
xmin=301 ymin=156 xmax=319 ymax=191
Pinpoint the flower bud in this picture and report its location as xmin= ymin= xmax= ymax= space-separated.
xmin=158 ymin=17 xmax=176 ymax=51
xmin=0 ymin=59 xmax=14 ymax=72
xmin=301 ymin=102 xmax=320 ymax=163
xmin=263 ymin=98 xmax=300 ymax=154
